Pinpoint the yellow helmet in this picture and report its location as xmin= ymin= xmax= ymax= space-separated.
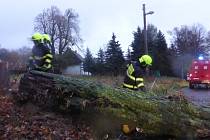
xmin=42 ymin=34 xmax=51 ymax=42
xmin=121 ymin=124 xmax=137 ymax=135
xmin=121 ymin=124 xmax=131 ymax=134
xmin=139 ymin=55 xmax=152 ymax=66
xmin=31 ymin=32 xmax=42 ymax=41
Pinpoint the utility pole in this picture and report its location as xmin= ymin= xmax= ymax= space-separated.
xmin=142 ymin=4 xmax=154 ymax=76
xmin=142 ymin=4 xmax=154 ymax=55
xmin=143 ymin=4 xmax=148 ymax=54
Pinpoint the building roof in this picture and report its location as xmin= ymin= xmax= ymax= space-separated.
xmin=60 ymin=48 xmax=84 ymax=66
xmin=72 ymin=50 xmax=84 ymax=62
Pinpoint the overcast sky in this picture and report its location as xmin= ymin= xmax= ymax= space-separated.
xmin=0 ymin=0 xmax=210 ymax=55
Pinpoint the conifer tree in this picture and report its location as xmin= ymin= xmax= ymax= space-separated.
xmin=130 ymin=25 xmax=158 ymax=61
xmin=152 ymin=31 xmax=171 ymax=75
xmin=130 ymin=27 xmax=144 ymax=60
xmin=95 ymin=48 xmax=105 ymax=75
xmin=105 ymin=33 xmax=125 ymax=76
xmin=97 ymin=48 xmax=105 ymax=64
xmin=83 ymin=48 xmax=95 ymax=75
xmin=125 ymin=47 xmax=131 ymax=62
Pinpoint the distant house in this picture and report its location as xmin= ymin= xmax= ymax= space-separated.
xmin=62 ymin=50 xmax=87 ymax=75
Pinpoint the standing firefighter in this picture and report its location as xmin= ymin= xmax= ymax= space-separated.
xmin=123 ymin=55 xmax=152 ymax=91
xmin=42 ymin=34 xmax=51 ymax=50
xmin=29 ymin=33 xmax=53 ymax=72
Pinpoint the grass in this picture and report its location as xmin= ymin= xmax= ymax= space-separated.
xmin=68 ymin=75 xmax=188 ymax=96
xmin=147 ymin=77 xmax=188 ymax=95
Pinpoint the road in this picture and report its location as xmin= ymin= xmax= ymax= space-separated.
xmin=182 ymin=87 xmax=210 ymax=107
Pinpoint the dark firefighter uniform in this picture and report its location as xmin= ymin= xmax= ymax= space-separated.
xmin=29 ymin=44 xmax=53 ymax=71
xmin=29 ymin=32 xmax=53 ymax=72
xmin=123 ymin=55 xmax=152 ymax=90
xmin=123 ymin=61 xmax=144 ymax=90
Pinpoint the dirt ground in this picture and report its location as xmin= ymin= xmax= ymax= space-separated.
xmin=0 ymin=88 xmax=94 ymax=140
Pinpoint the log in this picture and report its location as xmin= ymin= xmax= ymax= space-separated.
xmin=17 ymin=70 xmax=210 ymax=139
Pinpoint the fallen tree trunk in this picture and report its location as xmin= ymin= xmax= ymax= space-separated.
xmin=17 ymin=70 xmax=210 ymax=139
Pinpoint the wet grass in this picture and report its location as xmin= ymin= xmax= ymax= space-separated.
xmin=68 ymin=75 xmax=188 ymax=96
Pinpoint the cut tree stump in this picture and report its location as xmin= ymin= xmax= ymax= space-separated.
xmin=17 ymin=70 xmax=210 ymax=139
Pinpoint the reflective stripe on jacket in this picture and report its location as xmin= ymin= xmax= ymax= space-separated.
xmin=29 ymin=44 xmax=53 ymax=71
xmin=123 ymin=61 xmax=144 ymax=90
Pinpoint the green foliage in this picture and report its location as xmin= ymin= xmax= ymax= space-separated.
xmin=105 ymin=33 xmax=125 ymax=76
xmin=97 ymin=48 xmax=105 ymax=64
xmin=19 ymin=71 xmax=210 ymax=138
xmin=130 ymin=27 xmax=144 ymax=60
xmin=130 ymin=25 xmax=158 ymax=61
xmin=130 ymin=24 xmax=172 ymax=76
xmin=125 ymin=47 xmax=131 ymax=62
xmin=94 ymin=48 xmax=106 ymax=75
xmin=83 ymin=48 xmax=95 ymax=74
xmin=147 ymin=24 xmax=158 ymax=55
xmin=152 ymin=31 xmax=172 ymax=76
xmin=81 ymin=33 xmax=126 ymax=76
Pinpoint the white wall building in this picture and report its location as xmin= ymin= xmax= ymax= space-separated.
xmin=62 ymin=51 xmax=89 ymax=75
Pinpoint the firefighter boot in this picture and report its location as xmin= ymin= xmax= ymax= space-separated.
xmin=138 ymin=86 xmax=146 ymax=92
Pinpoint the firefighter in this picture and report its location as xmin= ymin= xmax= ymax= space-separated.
xmin=29 ymin=32 xmax=53 ymax=72
xmin=42 ymin=34 xmax=51 ymax=50
xmin=123 ymin=55 xmax=152 ymax=91
xmin=42 ymin=34 xmax=54 ymax=72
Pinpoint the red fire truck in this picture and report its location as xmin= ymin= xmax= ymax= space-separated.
xmin=187 ymin=57 xmax=210 ymax=89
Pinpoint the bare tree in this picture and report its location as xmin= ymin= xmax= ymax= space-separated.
xmin=170 ymin=24 xmax=206 ymax=57
xmin=169 ymin=24 xmax=207 ymax=78
xmin=34 ymin=6 xmax=82 ymax=55
xmin=205 ymin=31 xmax=210 ymax=55
xmin=17 ymin=46 xmax=32 ymax=66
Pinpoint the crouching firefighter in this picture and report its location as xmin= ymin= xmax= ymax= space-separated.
xmin=28 ymin=32 xmax=53 ymax=72
xmin=123 ymin=55 xmax=152 ymax=91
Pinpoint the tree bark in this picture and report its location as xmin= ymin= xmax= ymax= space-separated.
xmin=17 ymin=70 xmax=210 ymax=139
